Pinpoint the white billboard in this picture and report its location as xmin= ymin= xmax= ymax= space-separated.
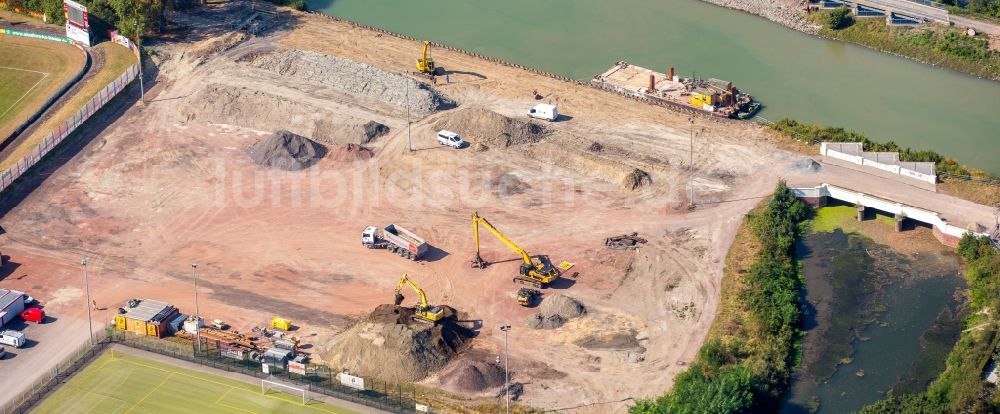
xmin=339 ymin=373 xmax=364 ymax=391
xmin=63 ymin=0 xmax=90 ymax=46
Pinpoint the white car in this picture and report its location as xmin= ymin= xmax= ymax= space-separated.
xmin=436 ymin=130 xmax=465 ymax=149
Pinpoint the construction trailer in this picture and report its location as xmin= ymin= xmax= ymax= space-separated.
xmin=0 ymin=289 xmax=26 ymax=327
xmin=114 ymin=299 xmax=179 ymax=338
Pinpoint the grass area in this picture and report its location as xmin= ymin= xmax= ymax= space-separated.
xmin=0 ymin=34 xmax=84 ymax=140
xmin=33 ymin=349 xmax=360 ymax=414
xmin=809 ymin=204 xmax=895 ymax=234
xmin=811 ymin=13 xmax=1000 ymax=80
xmin=0 ymin=41 xmax=135 ymax=171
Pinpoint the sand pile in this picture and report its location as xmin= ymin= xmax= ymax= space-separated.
xmin=325 ymin=143 xmax=374 ymax=162
xmin=249 ymin=49 xmax=454 ymax=115
xmin=621 ymin=169 xmax=652 ymax=190
xmin=526 ymin=294 xmax=587 ymax=329
xmin=249 ymin=130 xmax=326 ymax=170
xmin=188 ymin=31 xmax=247 ymax=60
xmin=573 ymin=330 xmax=645 ymax=352
xmin=433 ymin=108 xmax=548 ymax=149
xmin=321 ymin=304 xmax=475 ymax=382
xmin=438 ymin=358 xmax=506 ymax=393
xmin=314 ymin=120 xmax=390 ymax=145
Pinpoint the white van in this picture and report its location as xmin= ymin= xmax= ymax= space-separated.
xmin=527 ymin=103 xmax=558 ymax=121
xmin=436 ymin=130 xmax=465 ymax=149
xmin=0 ymin=330 xmax=25 ymax=348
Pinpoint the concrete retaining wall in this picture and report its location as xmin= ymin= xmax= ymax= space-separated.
xmin=820 ymin=142 xmax=937 ymax=184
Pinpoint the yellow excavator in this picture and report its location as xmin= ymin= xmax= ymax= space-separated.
xmin=471 ymin=212 xmax=559 ymax=288
xmin=393 ymin=274 xmax=444 ymax=324
xmin=415 ymin=40 xmax=438 ymax=77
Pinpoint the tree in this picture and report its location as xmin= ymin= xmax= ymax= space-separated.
xmin=827 ymin=6 xmax=854 ymax=30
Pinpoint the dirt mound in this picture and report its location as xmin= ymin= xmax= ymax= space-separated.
xmin=573 ymin=331 xmax=645 ymax=352
xmin=621 ymin=169 xmax=652 ymax=190
xmin=438 ymin=358 xmax=506 ymax=393
xmin=325 ymin=143 xmax=374 ymax=162
xmin=314 ymin=120 xmax=390 ymax=145
xmin=321 ymin=304 xmax=476 ymax=382
xmin=249 ymin=130 xmax=326 ymax=170
xmin=527 ymin=294 xmax=586 ymax=329
xmin=249 ymin=49 xmax=453 ymax=115
xmin=433 ymin=108 xmax=548 ymax=149
xmin=490 ymin=173 xmax=531 ymax=197
xmin=790 ymin=158 xmax=821 ymax=173
xmin=188 ymin=31 xmax=246 ymax=60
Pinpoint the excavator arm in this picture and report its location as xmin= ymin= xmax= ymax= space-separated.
xmin=395 ymin=274 xmax=429 ymax=309
xmin=472 ymin=212 xmax=532 ymax=268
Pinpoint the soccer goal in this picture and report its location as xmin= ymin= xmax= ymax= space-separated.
xmin=262 ymin=379 xmax=307 ymax=405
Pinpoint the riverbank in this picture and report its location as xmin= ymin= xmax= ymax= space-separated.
xmin=698 ymin=0 xmax=820 ymax=34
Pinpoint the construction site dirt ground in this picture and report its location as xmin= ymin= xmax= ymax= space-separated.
xmin=1 ymin=4 xmax=997 ymax=411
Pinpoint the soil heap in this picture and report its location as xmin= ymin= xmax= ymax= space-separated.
xmin=249 ymin=49 xmax=454 ymax=115
xmin=621 ymin=168 xmax=652 ymax=190
xmin=314 ymin=120 xmax=390 ymax=145
xmin=526 ymin=294 xmax=587 ymax=329
xmin=326 ymin=143 xmax=374 ymax=162
xmin=433 ymin=107 xmax=548 ymax=149
xmin=438 ymin=358 xmax=506 ymax=394
xmin=248 ymin=130 xmax=326 ymax=171
xmin=321 ymin=304 xmax=475 ymax=382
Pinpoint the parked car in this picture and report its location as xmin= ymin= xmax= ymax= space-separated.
xmin=0 ymin=330 xmax=25 ymax=348
xmin=20 ymin=308 xmax=44 ymax=324
xmin=436 ymin=130 xmax=465 ymax=149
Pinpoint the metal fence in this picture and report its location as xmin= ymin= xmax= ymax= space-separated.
xmin=0 ymin=63 xmax=140 ymax=194
xmin=1 ymin=328 xmax=430 ymax=414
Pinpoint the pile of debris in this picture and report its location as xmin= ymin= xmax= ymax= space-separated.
xmin=249 ymin=130 xmax=326 ymax=171
xmin=433 ymin=107 xmax=548 ymax=149
xmin=321 ymin=304 xmax=476 ymax=382
xmin=621 ymin=168 xmax=652 ymax=190
xmin=249 ymin=49 xmax=454 ymax=115
xmin=605 ymin=233 xmax=648 ymax=250
xmin=526 ymin=294 xmax=586 ymax=329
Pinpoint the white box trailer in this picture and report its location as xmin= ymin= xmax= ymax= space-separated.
xmin=0 ymin=289 xmax=26 ymax=327
xmin=362 ymin=224 xmax=428 ymax=260
xmin=0 ymin=330 xmax=25 ymax=348
xmin=527 ymin=103 xmax=558 ymax=121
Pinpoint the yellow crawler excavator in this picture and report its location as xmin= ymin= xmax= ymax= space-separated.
xmin=471 ymin=212 xmax=559 ymax=288
xmin=415 ymin=40 xmax=439 ymax=78
xmin=393 ymin=274 xmax=444 ymax=324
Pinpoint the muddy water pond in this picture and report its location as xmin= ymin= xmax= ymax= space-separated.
xmin=782 ymin=206 xmax=965 ymax=414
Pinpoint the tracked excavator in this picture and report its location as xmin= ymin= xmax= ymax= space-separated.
xmin=393 ymin=274 xmax=444 ymax=324
xmin=471 ymin=212 xmax=559 ymax=288
xmin=414 ymin=40 xmax=439 ymax=78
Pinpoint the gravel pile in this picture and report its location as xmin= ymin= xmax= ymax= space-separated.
xmin=526 ymin=294 xmax=586 ymax=329
xmin=248 ymin=130 xmax=326 ymax=171
xmin=250 ymin=49 xmax=454 ymax=115
xmin=701 ymin=0 xmax=819 ymax=34
xmin=438 ymin=359 xmax=506 ymax=393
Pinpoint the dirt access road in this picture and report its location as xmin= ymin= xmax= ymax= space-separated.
xmin=0 ymin=3 xmax=996 ymax=411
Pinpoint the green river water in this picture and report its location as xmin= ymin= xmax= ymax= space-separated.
xmin=307 ymin=0 xmax=1000 ymax=174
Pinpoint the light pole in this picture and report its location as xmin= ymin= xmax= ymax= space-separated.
xmin=406 ymin=77 xmax=412 ymax=152
xmin=192 ymin=263 xmax=201 ymax=353
xmin=499 ymin=324 xmax=511 ymax=414
xmin=133 ymin=20 xmax=144 ymax=103
xmin=687 ymin=116 xmax=694 ymax=171
xmin=81 ymin=257 xmax=93 ymax=344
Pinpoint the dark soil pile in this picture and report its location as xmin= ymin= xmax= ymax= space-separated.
xmin=621 ymin=168 xmax=652 ymax=190
xmin=526 ymin=294 xmax=587 ymax=329
xmin=433 ymin=107 xmax=548 ymax=149
xmin=248 ymin=130 xmax=326 ymax=171
xmin=321 ymin=304 xmax=477 ymax=382
xmin=490 ymin=173 xmax=531 ymax=197
xmin=438 ymin=358 xmax=506 ymax=393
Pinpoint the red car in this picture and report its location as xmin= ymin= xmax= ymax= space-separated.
xmin=21 ymin=308 xmax=45 ymax=324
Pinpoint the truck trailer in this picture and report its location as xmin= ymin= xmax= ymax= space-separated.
xmin=362 ymin=224 xmax=428 ymax=260
xmin=0 ymin=289 xmax=26 ymax=327
xmin=0 ymin=330 xmax=25 ymax=348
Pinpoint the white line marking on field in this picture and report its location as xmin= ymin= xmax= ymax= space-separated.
xmin=0 ymin=66 xmax=51 ymax=121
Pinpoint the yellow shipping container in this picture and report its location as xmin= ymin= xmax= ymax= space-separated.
xmin=271 ymin=317 xmax=292 ymax=331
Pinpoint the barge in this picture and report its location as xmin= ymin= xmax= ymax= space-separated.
xmin=591 ymin=61 xmax=761 ymax=120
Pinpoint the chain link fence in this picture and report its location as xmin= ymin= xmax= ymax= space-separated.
xmin=1 ymin=328 xmax=430 ymax=414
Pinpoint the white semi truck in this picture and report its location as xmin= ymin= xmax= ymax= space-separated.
xmin=362 ymin=224 xmax=428 ymax=260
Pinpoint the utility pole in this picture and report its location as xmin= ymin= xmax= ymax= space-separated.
xmin=406 ymin=77 xmax=412 ymax=152
xmin=500 ymin=324 xmax=511 ymax=414
xmin=134 ymin=20 xmax=144 ymax=103
xmin=688 ymin=117 xmax=695 ymax=208
xmin=81 ymin=257 xmax=93 ymax=344
xmin=192 ymin=263 xmax=201 ymax=354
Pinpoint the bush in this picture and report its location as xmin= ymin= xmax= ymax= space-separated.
xmin=827 ymin=6 xmax=854 ymax=30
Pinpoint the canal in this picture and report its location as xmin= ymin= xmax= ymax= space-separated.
xmin=307 ymin=0 xmax=1000 ymax=174
xmin=782 ymin=205 xmax=965 ymax=413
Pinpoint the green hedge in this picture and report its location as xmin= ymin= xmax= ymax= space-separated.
xmin=630 ymin=182 xmax=807 ymax=413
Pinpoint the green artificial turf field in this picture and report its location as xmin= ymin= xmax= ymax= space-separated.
xmin=31 ymin=350 xmax=360 ymax=414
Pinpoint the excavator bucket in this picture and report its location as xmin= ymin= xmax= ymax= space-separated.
xmin=394 ymin=293 xmax=405 ymax=306
xmin=471 ymin=254 xmax=489 ymax=269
